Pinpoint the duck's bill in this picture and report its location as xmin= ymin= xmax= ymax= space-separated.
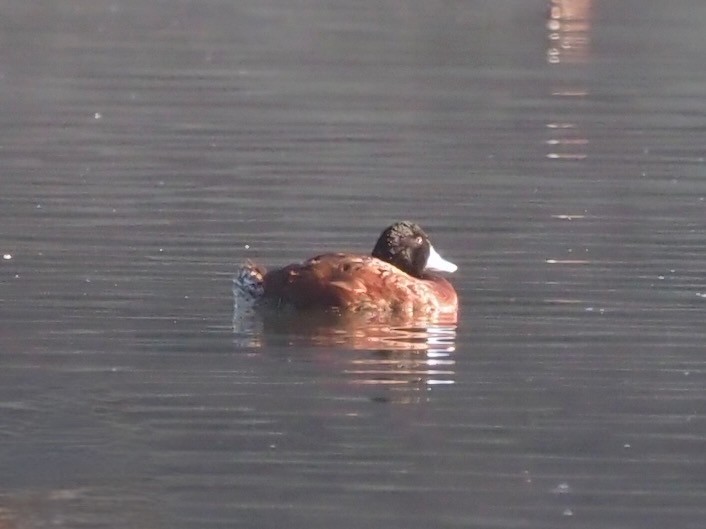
xmin=425 ymin=244 xmax=458 ymax=273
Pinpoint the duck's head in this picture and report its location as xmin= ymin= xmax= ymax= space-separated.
xmin=371 ymin=221 xmax=457 ymax=278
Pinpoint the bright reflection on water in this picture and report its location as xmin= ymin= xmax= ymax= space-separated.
xmin=545 ymin=0 xmax=592 ymax=162
xmin=234 ymin=298 xmax=457 ymax=387
xmin=546 ymin=0 xmax=593 ymax=64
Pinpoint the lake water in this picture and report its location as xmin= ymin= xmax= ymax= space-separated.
xmin=1 ymin=0 xmax=705 ymax=527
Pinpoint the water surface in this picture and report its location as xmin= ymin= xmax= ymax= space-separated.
xmin=1 ymin=1 xmax=705 ymax=527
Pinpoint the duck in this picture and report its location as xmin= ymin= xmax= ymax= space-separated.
xmin=234 ymin=221 xmax=458 ymax=315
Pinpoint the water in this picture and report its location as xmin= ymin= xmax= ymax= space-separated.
xmin=1 ymin=0 xmax=705 ymax=527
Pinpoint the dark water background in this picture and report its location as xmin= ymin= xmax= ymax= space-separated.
xmin=1 ymin=1 xmax=705 ymax=527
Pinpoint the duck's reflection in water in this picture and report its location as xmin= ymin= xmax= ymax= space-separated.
xmin=233 ymin=303 xmax=457 ymax=388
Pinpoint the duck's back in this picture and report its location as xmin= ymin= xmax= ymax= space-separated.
xmin=263 ymin=253 xmax=457 ymax=314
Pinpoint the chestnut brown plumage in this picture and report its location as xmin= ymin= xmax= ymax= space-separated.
xmin=235 ymin=221 xmax=458 ymax=316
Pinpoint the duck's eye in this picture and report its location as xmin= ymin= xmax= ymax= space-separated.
xmin=415 ymin=236 xmax=423 ymax=245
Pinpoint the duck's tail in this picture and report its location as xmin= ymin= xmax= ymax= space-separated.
xmin=232 ymin=261 xmax=267 ymax=344
xmin=233 ymin=260 xmax=266 ymax=302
